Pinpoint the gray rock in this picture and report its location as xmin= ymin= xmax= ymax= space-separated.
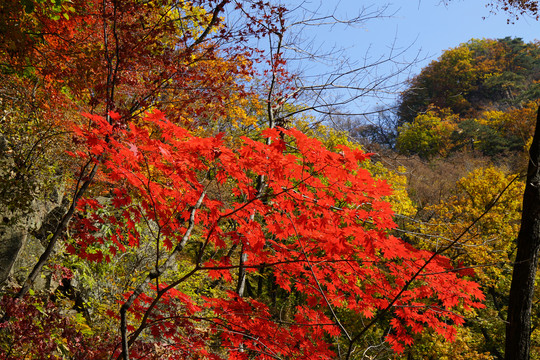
xmin=0 ymin=227 xmax=26 ymax=287
xmin=0 ymin=159 xmax=67 ymax=289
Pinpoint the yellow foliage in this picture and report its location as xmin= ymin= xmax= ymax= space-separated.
xmin=410 ymin=166 xmax=523 ymax=287
xmin=394 ymin=166 xmax=527 ymax=358
xmin=397 ymin=107 xmax=459 ymax=158
xmin=369 ymin=163 xmax=416 ymax=217
xmin=478 ymin=101 xmax=538 ymax=142
xmin=402 ymin=326 xmax=495 ymax=360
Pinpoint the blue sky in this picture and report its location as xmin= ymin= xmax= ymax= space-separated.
xmin=363 ymin=1 xmax=538 ymax=53
xmin=286 ymin=1 xmax=539 ymax=113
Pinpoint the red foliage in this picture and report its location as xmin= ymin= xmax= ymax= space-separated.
xmin=0 ymin=295 xmax=111 ymax=360
xmin=63 ymin=110 xmax=485 ymax=358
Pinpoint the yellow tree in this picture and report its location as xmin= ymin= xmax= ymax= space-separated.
xmin=396 ymin=107 xmax=459 ymax=159
xmin=403 ymin=166 xmax=527 ymax=358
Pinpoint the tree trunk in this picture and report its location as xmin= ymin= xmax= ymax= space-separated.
xmin=505 ymin=106 xmax=540 ymax=360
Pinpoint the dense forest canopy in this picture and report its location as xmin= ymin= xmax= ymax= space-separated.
xmin=0 ymin=0 xmax=539 ymax=359
xmin=398 ymin=38 xmax=540 ymax=124
xmin=395 ymin=38 xmax=540 ymax=160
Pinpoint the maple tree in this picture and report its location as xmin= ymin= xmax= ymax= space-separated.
xmin=70 ymin=110 xmax=487 ymax=359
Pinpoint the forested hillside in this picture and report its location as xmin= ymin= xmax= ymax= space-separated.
xmin=0 ymin=1 xmax=538 ymax=360
xmin=376 ymin=37 xmax=540 ymax=360
xmin=397 ymin=37 xmax=540 ymax=161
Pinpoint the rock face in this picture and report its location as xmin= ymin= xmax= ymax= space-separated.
xmin=0 ymin=132 xmax=66 ymax=289
xmin=0 ymin=193 xmax=66 ymax=289
xmin=0 ymin=228 xmax=27 ymax=287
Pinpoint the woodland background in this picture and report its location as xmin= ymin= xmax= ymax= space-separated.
xmin=0 ymin=0 xmax=539 ymax=359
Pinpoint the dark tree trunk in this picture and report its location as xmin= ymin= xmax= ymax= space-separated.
xmin=505 ymin=106 xmax=540 ymax=360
